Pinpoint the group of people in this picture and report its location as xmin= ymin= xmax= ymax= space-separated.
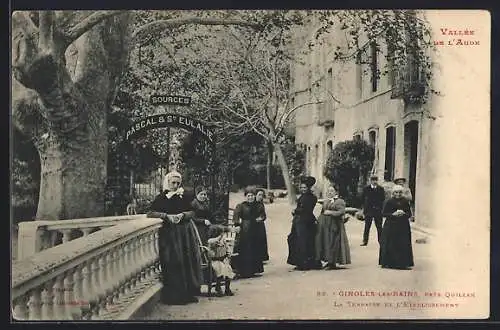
xmin=286 ymin=176 xmax=351 ymax=271
xmin=286 ymin=175 xmax=415 ymax=272
xmin=147 ymin=169 xmax=415 ymax=306
xmin=147 ymin=170 xmax=270 ymax=305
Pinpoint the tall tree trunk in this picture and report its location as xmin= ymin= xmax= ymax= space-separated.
xmin=37 ymin=135 xmax=107 ymax=219
xmin=272 ymin=141 xmax=296 ymax=205
xmin=12 ymin=11 xmax=131 ymax=220
xmin=266 ymin=141 xmax=273 ymax=190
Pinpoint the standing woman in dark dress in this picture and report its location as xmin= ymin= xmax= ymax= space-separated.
xmin=147 ymin=171 xmax=203 ymax=305
xmin=287 ymin=176 xmax=321 ymax=270
xmin=190 ymin=186 xmax=213 ymax=246
xmin=232 ymin=186 xmax=264 ymax=278
xmin=315 ymin=185 xmax=351 ymax=269
xmin=255 ymin=189 xmax=269 ymax=263
xmin=379 ymin=185 xmax=415 ymax=269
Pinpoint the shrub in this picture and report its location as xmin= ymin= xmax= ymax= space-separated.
xmin=324 ymin=139 xmax=375 ymax=207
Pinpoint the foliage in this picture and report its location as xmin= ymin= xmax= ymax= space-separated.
xmin=11 ymin=10 xmax=434 ymax=217
xmin=324 ymin=139 xmax=375 ymax=207
xmin=12 ymin=129 xmax=40 ymax=223
xmin=280 ymin=136 xmax=306 ymax=191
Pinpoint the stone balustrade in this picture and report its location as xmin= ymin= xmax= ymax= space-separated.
xmin=17 ymin=214 xmax=147 ymax=260
xmin=12 ymin=218 xmax=162 ymax=321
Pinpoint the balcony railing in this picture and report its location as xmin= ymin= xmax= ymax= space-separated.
xmin=17 ymin=215 xmax=147 ymax=260
xmin=12 ymin=218 xmax=163 ymax=320
xmin=390 ymin=57 xmax=425 ymax=101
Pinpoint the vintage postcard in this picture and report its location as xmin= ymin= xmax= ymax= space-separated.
xmin=11 ymin=9 xmax=490 ymax=321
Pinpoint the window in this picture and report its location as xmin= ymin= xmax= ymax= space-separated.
xmin=326 ymin=140 xmax=333 ymax=155
xmin=307 ymin=146 xmax=311 ymax=174
xmin=356 ymin=52 xmax=363 ymax=99
xmin=384 ymin=126 xmax=396 ymax=181
xmin=370 ymin=42 xmax=378 ymax=93
xmin=368 ymin=129 xmax=379 ymax=174
xmin=314 ymin=144 xmax=319 ymax=169
xmin=368 ymin=130 xmax=377 ymax=146
xmin=353 ymin=132 xmax=363 ymax=141
xmin=327 ymin=67 xmax=333 ymax=93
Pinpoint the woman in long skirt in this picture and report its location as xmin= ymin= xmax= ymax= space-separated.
xmin=255 ymin=189 xmax=269 ymax=262
xmin=287 ymin=176 xmax=322 ymax=270
xmin=315 ymin=185 xmax=351 ymax=269
xmin=379 ymin=185 xmax=414 ymax=269
xmin=147 ymin=171 xmax=203 ymax=305
xmin=232 ymin=186 xmax=264 ymax=278
xmin=190 ymin=186 xmax=213 ymax=246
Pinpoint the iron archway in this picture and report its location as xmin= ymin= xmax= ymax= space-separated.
xmin=123 ymin=113 xmax=220 ymax=215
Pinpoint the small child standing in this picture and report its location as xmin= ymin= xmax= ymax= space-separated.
xmin=207 ymin=225 xmax=237 ymax=297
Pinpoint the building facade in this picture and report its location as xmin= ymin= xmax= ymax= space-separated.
xmin=290 ymin=12 xmax=490 ymax=231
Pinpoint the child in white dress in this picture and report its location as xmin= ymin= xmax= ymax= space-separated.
xmin=207 ymin=225 xmax=238 ymax=296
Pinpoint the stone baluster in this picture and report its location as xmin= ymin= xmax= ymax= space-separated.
xmin=111 ymin=248 xmax=121 ymax=302
xmin=60 ymin=229 xmax=73 ymax=244
xmin=80 ymin=261 xmax=93 ymax=320
xmin=81 ymin=228 xmax=92 ymax=237
xmin=128 ymin=238 xmax=138 ymax=290
xmin=126 ymin=240 xmax=136 ymax=291
xmin=146 ymin=232 xmax=155 ymax=278
xmin=137 ymin=236 xmax=146 ymax=281
xmin=13 ymin=294 xmax=29 ymax=320
xmin=91 ymin=257 xmax=103 ymax=318
xmin=52 ymin=275 xmax=66 ymax=320
xmin=154 ymin=232 xmax=159 ymax=256
xmin=105 ymin=250 xmax=115 ymax=297
xmin=40 ymin=281 xmax=54 ymax=319
xmin=100 ymin=253 xmax=112 ymax=314
xmin=27 ymin=289 xmax=42 ymax=320
xmin=62 ymin=270 xmax=75 ymax=320
xmin=117 ymin=244 xmax=127 ymax=297
xmin=136 ymin=236 xmax=145 ymax=282
xmin=98 ymin=254 xmax=108 ymax=297
xmin=71 ymin=266 xmax=84 ymax=320
xmin=121 ymin=244 xmax=131 ymax=295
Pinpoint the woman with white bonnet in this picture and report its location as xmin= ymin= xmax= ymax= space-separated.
xmin=379 ymin=184 xmax=414 ymax=270
xmin=147 ymin=170 xmax=203 ymax=305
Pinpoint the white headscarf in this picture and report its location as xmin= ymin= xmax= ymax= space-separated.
xmin=163 ymin=170 xmax=184 ymax=199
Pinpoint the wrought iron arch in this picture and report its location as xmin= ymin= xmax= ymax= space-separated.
xmin=122 ymin=113 xmax=221 ymax=215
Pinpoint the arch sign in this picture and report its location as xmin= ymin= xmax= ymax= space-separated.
xmin=124 ymin=114 xmax=215 ymax=144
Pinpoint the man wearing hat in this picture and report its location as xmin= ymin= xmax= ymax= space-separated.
xmin=360 ymin=175 xmax=386 ymax=246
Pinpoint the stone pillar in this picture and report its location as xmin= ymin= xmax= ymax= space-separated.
xmin=17 ymin=222 xmax=46 ymax=260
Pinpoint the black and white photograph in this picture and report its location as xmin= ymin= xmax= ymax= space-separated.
xmin=11 ymin=9 xmax=490 ymax=320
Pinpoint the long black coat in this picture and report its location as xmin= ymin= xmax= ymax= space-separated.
xmin=232 ymin=201 xmax=264 ymax=276
xmin=287 ymin=191 xmax=318 ymax=268
xmin=255 ymin=202 xmax=269 ymax=262
xmin=150 ymin=192 xmax=203 ymax=303
xmin=379 ymin=197 xmax=414 ymax=269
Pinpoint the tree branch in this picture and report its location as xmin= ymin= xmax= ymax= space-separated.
xmin=275 ymin=101 xmax=323 ymax=136
xmin=64 ymin=10 xmax=126 ymax=44
xmin=132 ymin=17 xmax=261 ymax=45
xmin=38 ymin=11 xmax=54 ymax=51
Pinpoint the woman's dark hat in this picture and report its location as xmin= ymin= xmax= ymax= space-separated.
xmin=394 ymin=177 xmax=407 ymax=183
xmin=300 ymin=176 xmax=316 ymax=187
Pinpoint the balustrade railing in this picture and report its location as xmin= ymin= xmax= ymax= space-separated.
xmin=12 ymin=218 xmax=162 ymax=321
xmin=17 ymin=214 xmax=146 ymax=260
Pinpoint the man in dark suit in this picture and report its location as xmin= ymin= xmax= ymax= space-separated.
xmin=360 ymin=175 xmax=385 ymax=246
